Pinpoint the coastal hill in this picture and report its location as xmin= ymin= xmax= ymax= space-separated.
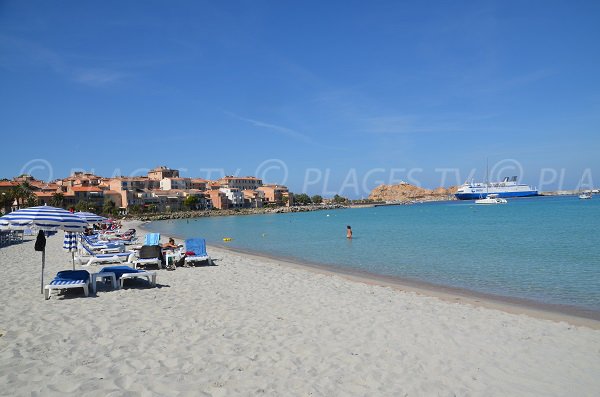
xmin=368 ymin=182 xmax=458 ymax=202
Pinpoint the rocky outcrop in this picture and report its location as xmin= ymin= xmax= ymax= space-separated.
xmin=368 ymin=183 xmax=457 ymax=203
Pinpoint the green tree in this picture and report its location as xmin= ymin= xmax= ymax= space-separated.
xmin=129 ymin=204 xmax=143 ymax=214
xmin=11 ymin=182 xmax=35 ymax=208
xmin=25 ymin=195 xmax=38 ymax=207
xmin=332 ymin=194 xmax=348 ymax=204
xmin=74 ymin=199 xmax=97 ymax=212
xmin=50 ymin=192 xmax=65 ymax=208
xmin=294 ymin=193 xmax=312 ymax=205
xmin=311 ymin=195 xmax=323 ymax=204
xmin=183 ymin=195 xmax=198 ymax=210
xmin=102 ymin=198 xmax=117 ymax=216
xmin=1 ymin=191 xmax=14 ymax=214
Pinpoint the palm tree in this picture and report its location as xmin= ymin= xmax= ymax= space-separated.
xmin=102 ymin=198 xmax=116 ymax=216
xmin=1 ymin=191 xmax=14 ymax=214
xmin=11 ymin=182 xmax=35 ymax=209
xmin=50 ymin=192 xmax=65 ymax=208
xmin=25 ymin=195 xmax=38 ymax=207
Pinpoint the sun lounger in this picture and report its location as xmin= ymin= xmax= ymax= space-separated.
xmin=184 ymin=238 xmax=214 ymax=266
xmin=112 ymin=229 xmax=137 ymax=244
xmin=144 ymin=233 xmax=160 ymax=246
xmin=133 ymin=245 xmax=163 ymax=269
xmin=77 ymin=242 xmax=135 ymax=266
xmin=81 ymin=235 xmax=124 ymax=252
xmin=44 ymin=270 xmax=91 ymax=300
xmin=100 ymin=265 xmax=157 ymax=289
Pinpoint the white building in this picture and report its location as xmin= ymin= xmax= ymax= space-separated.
xmin=160 ymin=177 xmax=191 ymax=191
xmin=219 ymin=188 xmax=244 ymax=208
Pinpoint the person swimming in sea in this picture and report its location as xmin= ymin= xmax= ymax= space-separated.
xmin=346 ymin=225 xmax=352 ymax=239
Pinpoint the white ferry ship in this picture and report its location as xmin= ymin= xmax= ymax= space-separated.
xmin=455 ymin=176 xmax=538 ymax=200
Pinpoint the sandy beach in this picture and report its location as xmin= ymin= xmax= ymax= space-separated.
xmin=1 ymin=222 xmax=599 ymax=396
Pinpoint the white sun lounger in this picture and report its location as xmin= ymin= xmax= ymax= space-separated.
xmin=99 ymin=266 xmax=157 ymax=289
xmin=77 ymin=242 xmax=135 ymax=266
xmin=120 ymin=271 xmax=157 ymax=288
xmin=184 ymin=238 xmax=214 ymax=266
xmin=132 ymin=245 xmax=163 ymax=269
xmin=44 ymin=270 xmax=91 ymax=300
xmin=80 ymin=251 xmax=135 ymax=266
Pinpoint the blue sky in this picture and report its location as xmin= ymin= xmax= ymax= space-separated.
xmin=1 ymin=0 xmax=599 ymax=196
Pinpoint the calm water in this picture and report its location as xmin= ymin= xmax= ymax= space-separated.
xmin=147 ymin=196 xmax=600 ymax=314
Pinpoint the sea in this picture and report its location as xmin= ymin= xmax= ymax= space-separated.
xmin=146 ymin=195 xmax=600 ymax=318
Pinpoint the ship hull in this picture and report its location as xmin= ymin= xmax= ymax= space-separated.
xmin=455 ymin=191 xmax=538 ymax=200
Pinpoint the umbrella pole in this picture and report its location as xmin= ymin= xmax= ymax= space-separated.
xmin=41 ymin=249 xmax=45 ymax=294
xmin=72 ymin=251 xmax=75 ymax=270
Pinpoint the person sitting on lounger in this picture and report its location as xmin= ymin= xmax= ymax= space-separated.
xmin=162 ymin=238 xmax=179 ymax=250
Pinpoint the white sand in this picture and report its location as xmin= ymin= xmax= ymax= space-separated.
xmin=1 ymin=223 xmax=599 ymax=396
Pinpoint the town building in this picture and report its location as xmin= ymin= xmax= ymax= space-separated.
xmin=160 ymin=177 xmax=192 ymax=190
xmin=218 ymin=176 xmax=263 ymax=190
xmin=219 ymin=188 xmax=244 ymax=208
xmin=207 ymin=190 xmax=230 ymax=210
xmin=243 ymin=189 xmax=264 ymax=208
xmin=148 ymin=166 xmax=179 ymax=180
xmin=2 ymin=165 xmax=296 ymax=214
xmin=257 ymin=184 xmax=293 ymax=206
xmin=190 ymin=178 xmax=209 ymax=191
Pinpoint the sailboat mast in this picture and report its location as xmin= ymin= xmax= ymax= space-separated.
xmin=486 ymin=158 xmax=489 ymax=195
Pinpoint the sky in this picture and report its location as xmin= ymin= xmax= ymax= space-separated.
xmin=1 ymin=0 xmax=599 ymax=197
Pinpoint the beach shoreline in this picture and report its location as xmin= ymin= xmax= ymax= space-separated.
xmin=134 ymin=220 xmax=600 ymax=329
xmin=1 ymin=222 xmax=600 ymax=395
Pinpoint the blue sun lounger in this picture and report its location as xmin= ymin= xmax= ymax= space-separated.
xmin=184 ymin=238 xmax=214 ymax=266
xmin=45 ymin=270 xmax=91 ymax=300
xmin=144 ymin=233 xmax=160 ymax=246
xmin=77 ymin=241 xmax=135 ymax=266
xmin=81 ymin=235 xmax=124 ymax=252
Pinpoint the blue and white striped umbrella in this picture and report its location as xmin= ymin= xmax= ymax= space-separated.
xmin=63 ymin=231 xmax=78 ymax=270
xmin=0 ymin=206 xmax=87 ymax=294
xmin=0 ymin=206 xmax=87 ymax=232
xmin=74 ymin=211 xmax=107 ymax=223
xmin=63 ymin=231 xmax=78 ymax=252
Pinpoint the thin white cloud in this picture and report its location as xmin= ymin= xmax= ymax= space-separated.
xmin=73 ymin=69 xmax=126 ymax=86
xmin=0 ymin=34 xmax=125 ymax=87
xmin=225 ymin=111 xmax=313 ymax=144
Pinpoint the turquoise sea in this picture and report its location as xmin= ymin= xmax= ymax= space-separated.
xmin=147 ymin=196 xmax=600 ymax=317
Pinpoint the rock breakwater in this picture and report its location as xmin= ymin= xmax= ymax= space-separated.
xmin=128 ymin=204 xmax=347 ymax=222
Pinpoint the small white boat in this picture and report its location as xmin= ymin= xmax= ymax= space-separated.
xmin=475 ymin=194 xmax=508 ymax=205
xmin=579 ymin=192 xmax=592 ymax=199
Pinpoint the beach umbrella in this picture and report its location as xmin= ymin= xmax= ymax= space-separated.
xmin=0 ymin=205 xmax=87 ymax=294
xmin=63 ymin=231 xmax=78 ymax=270
xmin=74 ymin=211 xmax=107 ymax=223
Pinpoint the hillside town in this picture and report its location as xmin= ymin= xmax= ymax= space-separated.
xmin=0 ymin=166 xmax=295 ymax=215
